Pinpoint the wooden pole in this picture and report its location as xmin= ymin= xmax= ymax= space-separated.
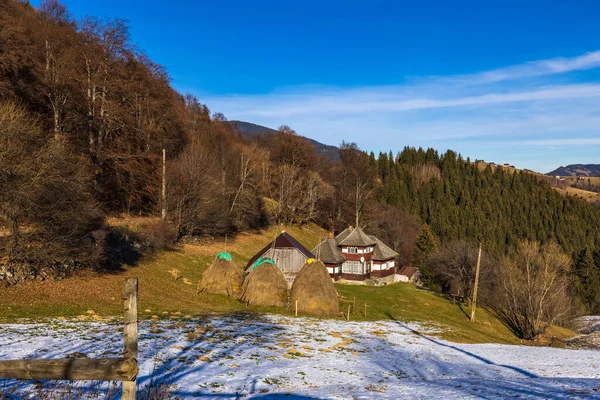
xmin=161 ymin=148 xmax=166 ymax=221
xmin=123 ymin=278 xmax=138 ymax=400
xmin=295 ymin=300 xmax=298 ymax=317
xmin=0 ymin=358 xmax=138 ymax=382
xmin=364 ymin=303 xmax=367 ymax=318
xmin=347 ymin=305 xmax=351 ymax=321
xmin=470 ymin=245 xmax=482 ymax=322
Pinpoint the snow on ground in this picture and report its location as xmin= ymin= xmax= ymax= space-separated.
xmin=1 ymin=314 xmax=600 ymax=399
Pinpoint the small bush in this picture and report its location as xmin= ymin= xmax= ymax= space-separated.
xmin=141 ymin=220 xmax=178 ymax=250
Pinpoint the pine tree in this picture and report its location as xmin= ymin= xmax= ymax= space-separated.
xmin=574 ymin=247 xmax=600 ymax=312
xmin=414 ymin=223 xmax=438 ymax=268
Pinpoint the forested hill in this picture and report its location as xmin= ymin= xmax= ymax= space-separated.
xmin=229 ymin=120 xmax=341 ymax=161
xmin=547 ymin=164 xmax=600 ymax=177
xmin=2 ymin=0 xmax=600 ymax=313
xmin=368 ymin=149 xmax=600 ymax=258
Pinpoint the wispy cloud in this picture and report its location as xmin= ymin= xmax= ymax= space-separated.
xmin=439 ymin=51 xmax=600 ymax=85
xmin=195 ymin=51 xmax=600 ymax=172
xmin=208 ymin=83 xmax=600 ymax=118
xmin=521 ymin=138 xmax=600 ymax=146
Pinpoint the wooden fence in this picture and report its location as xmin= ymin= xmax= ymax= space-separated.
xmin=0 ymin=277 xmax=140 ymax=400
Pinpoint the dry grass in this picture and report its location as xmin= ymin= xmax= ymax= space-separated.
xmin=198 ymin=258 xmax=243 ymax=297
xmin=240 ymin=263 xmax=289 ymax=307
xmin=290 ymin=260 xmax=339 ymax=316
xmin=554 ymin=186 xmax=600 ymax=203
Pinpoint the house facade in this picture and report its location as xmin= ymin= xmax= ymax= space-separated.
xmin=313 ymin=227 xmax=398 ymax=281
xmin=246 ymin=231 xmax=315 ymax=285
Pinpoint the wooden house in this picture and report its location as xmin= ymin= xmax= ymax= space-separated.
xmin=246 ymin=231 xmax=314 ymax=285
xmin=313 ymin=227 xmax=398 ymax=281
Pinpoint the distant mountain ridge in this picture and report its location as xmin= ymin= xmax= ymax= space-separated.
xmin=228 ymin=120 xmax=340 ymax=161
xmin=547 ymin=164 xmax=600 ymax=177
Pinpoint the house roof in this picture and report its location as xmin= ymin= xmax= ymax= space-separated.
xmin=337 ymin=227 xmax=376 ymax=247
xmin=313 ymin=238 xmax=345 ymax=264
xmin=334 ymin=228 xmax=352 ymax=243
xmin=368 ymin=235 xmax=399 ymax=261
xmin=398 ymin=266 xmax=418 ymax=279
xmin=246 ymin=231 xmax=314 ymax=267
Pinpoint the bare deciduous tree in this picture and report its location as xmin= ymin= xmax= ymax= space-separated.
xmin=499 ymin=241 xmax=573 ymax=340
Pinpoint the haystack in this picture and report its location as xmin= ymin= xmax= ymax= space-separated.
xmin=290 ymin=260 xmax=339 ymax=316
xmin=240 ymin=262 xmax=288 ymax=307
xmin=198 ymin=254 xmax=243 ymax=297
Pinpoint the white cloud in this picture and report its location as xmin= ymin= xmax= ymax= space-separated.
xmin=207 ymin=84 xmax=600 ymax=118
xmin=438 ymin=51 xmax=600 ymax=85
xmin=520 ymin=138 xmax=600 ymax=146
xmin=193 ymin=50 xmax=600 ymax=170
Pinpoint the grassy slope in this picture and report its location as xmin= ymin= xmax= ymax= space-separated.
xmin=0 ymin=223 xmax=324 ymax=321
xmin=0 ymin=219 xmax=573 ymax=344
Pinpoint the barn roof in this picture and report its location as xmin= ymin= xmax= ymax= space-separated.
xmin=247 ymin=231 xmax=314 ymax=267
xmin=368 ymin=235 xmax=399 ymax=261
xmin=337 ymin=227 xmax=376 ymax=247
xmin=313 ymin=238 xmax=345 ymax=264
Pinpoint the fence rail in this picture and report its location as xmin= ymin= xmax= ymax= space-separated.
xmin=0 ymin=277 xmax=139 ymax=400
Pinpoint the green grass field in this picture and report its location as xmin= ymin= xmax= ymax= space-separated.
xmin=0 ymin=220 xmax=573 ymax=344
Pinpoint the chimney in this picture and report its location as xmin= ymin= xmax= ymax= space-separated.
xmin=328 ymin=231 xmax=334 ymax=239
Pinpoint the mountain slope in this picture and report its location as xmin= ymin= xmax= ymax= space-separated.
xmin=547 ymin=164 xmax=600 ymax=177
xmin=229 ymin=120 xmax=340 ymax=161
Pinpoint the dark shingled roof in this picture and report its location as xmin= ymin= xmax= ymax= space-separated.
xmin=337 ymin=227 xmax=376 ymax=247
xmin=312 ymin=238 xmax=345 ymax=264
xmin=247 ymin=231 xmax=314 ymax=267
xmin=368 ymin=235 xmax=399 ymax=261
xmin=334 ymin=228 xmax=352 ymax=243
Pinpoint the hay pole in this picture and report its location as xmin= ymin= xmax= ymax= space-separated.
xmin=295 ymin=300 xmax=298 ymax=317
xmin=363 ymin=303 xmax=368 ymax=318
xmin=347 ymin=305 xmax=351 ymax=321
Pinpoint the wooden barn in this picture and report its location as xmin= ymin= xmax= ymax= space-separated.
xmin=313 ymin=227 xmax=398 ymax=281
xmin=246 ymin=231 xmax=315 ymax=285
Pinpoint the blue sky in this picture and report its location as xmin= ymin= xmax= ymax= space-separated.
xmin=35 ymin=0 xmax=600 ymax=172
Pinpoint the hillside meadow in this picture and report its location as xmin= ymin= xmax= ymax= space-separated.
xmin=0 ymin=219 xmax=573 ymax=345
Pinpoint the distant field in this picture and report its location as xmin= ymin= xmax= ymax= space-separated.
xmin=474 ymin=162 xmax=600 ymax=203
xmin=553 ymin=181 xmax=600 ymax=203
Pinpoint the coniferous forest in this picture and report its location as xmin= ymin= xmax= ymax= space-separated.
xmin=2 ymin=0 xmax=600 ymax=331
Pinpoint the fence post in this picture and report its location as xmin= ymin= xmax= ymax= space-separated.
xmin=295 ymin=300 xmax=298 ymax=317
xmin=123 ymin=278 xmax=138 ymax=400
xmin=347 ymin=305 xmax=351 ymax=321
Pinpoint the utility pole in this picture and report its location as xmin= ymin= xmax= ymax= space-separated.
xmin=470 ymin=244 xmax=482 ymax=322
xmin=161 ymin=148 xmax=166 ymax=221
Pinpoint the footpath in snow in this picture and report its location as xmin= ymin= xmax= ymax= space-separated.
xmin=1 ymin=314 xmax=600 ymax=399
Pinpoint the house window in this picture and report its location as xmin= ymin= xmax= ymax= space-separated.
xmin=348 ymin=246 xmax=358 ymax=254
xmin=342 ymin=261 xmax=364 ymax=275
